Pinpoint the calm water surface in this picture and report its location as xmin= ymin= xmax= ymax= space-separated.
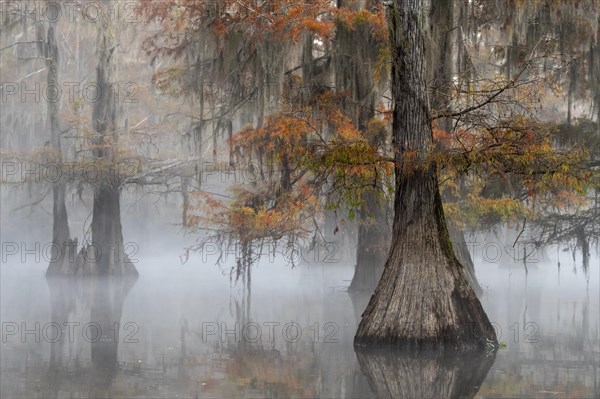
xmin=1 ymin=222 xmax=598 ymax=398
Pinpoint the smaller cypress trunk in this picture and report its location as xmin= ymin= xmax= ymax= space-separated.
xmin=594 ymin=15 xmax=600 ymax=136
xmin=182 ymin=176 xmax=190 ymax=226
xmin=427 ymin=0 xmax=483 ymax=297
xmin=335 ymin=1 xmax=391 ymax=292
xmin=88 ymin=0 xmax=136 ymax=277
xmin=91 ymin=186 xmax=128 ymax=274
xmin=567 ymin=59 xmax=578 ymax=126
xmin=448 ymin=222 xmax=483 ymax=297
xmin=349 ymin=188 xmax=390 ymax=293
xmin=44 ymin=19 xmax=71 ymax=275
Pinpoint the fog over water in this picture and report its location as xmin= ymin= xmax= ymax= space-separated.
xmin=2 ymin=0 xmax=600 ymax=397
xmin=1 ymin=191 xmax=598 ymax=398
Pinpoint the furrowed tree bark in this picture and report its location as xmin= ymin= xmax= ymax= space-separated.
xmin=428 ymin=0 xmax=453 ymax=133
xmin=354 ymin=0 xmax=496 ymax=348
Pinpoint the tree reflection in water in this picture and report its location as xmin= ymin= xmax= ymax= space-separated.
xmin=45 ymin=275 xmax=137 ymax=397
xmin=355 ymin=347 xmax=496 ymax=399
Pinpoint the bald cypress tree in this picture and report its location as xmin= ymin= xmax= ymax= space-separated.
xmin=354 ymin=0 xmax=496 ymax=348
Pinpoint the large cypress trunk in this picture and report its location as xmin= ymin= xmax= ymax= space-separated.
xmin=354 ymin=0 xmax=496 ymax=349
xmin=428 ymin=0 xmax=454 ymax=133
